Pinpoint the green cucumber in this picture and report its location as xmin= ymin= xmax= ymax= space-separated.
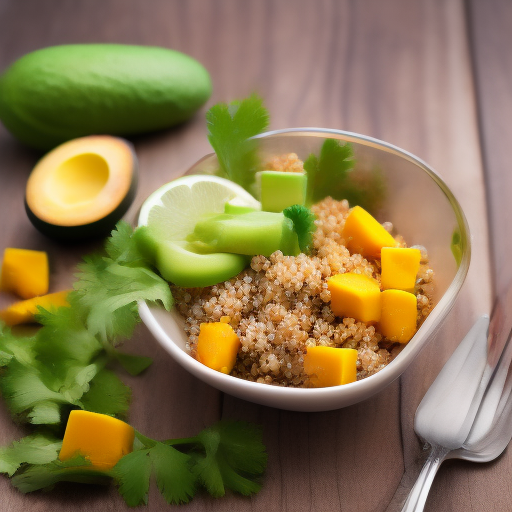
xmin=191 ymin=211 xmax=299 ymax=257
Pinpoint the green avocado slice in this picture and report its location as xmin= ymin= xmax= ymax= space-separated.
xmin=190 ymin=211 xmax=300 ymax=257
xmin=134 ymin=226 xmax=248 ymax=288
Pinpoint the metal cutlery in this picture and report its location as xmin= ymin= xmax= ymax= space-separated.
xmin=399 ymin=285 xmax=512 ymax=511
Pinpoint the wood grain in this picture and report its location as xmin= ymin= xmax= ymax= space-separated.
xmin=422 ymin=0 xmax=512 ymax=510
xmin=0 ymin=0 xmax=500 ymax=510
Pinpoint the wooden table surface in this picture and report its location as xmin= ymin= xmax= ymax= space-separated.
xmin=0 ymin=1 xmax=511 ymax=510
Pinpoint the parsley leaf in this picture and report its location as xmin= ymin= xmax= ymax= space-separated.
xmin=0 ymin=433 xmax=62 ymax=477
xmin=283 ymin=204 xmax=317 ymax=254
xmin=304 ymin=138 xmax=354 ymax=205
xmin=207 ymin=94 xmax=269 ymax=193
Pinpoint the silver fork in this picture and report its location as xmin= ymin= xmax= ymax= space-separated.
xmin=400 ymin=290 xmax=512 ymax=511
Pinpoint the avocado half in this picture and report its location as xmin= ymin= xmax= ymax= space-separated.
xmin=25 ymin=135 xmax=138 ymax=240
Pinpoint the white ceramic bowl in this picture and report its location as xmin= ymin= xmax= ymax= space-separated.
xmin=138 ymin=129 xmax=470 ymax=412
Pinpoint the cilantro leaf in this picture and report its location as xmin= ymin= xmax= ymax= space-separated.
xmin=112 ymin=449 xmax=152 ymax=506
xmin=104 ymin=221 xmax=146 ymax=265
xmin=191 ymin=428 xmax=224 ymax=497
xmin=28 ymin=401 xmax=62 ymax=425
xmin=11 ymin=455 xmax=111 ymax=493
xmin=114 ymin=434 xmax=196 ymax=506
xmin=74 ymin=256 xmax=173 ymax=343
xmin=150 ymin=442 xmax=196 ymax=504
xmin=283 ymin=204 xmax=317 ymax=254
xmin=34 ymin=305 xmax=102 ymax=382
xmin=80 ymin=369 xmax=131 ymax=417
xmin=73 ymin=222 xmax=173 ymax=344
xmin=0 ymin=433 xmax=62 ymax=477
xmin=304 ymin=138 xmax=354 ymax=205
xmin=207 ymin=94 xmax=269 ymax=193
xmin=0 ymin=323 xmax=36 ymax=368
xmin=0 ymin=359 xmax=72 ymax=423
xmin=191 ymin=421 xmax=267 ymax=497
xmin=113 ymin=352 xmax=153 ymax=376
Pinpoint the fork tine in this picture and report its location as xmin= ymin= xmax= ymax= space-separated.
xmin=463 ymin=326 xmax=512 ymax=450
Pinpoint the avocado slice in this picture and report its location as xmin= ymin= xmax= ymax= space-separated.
xmin=134 ymin=226 xmax=248 ymax=288
xmin=190 ymin=211 xmax=300 ymax=257
xmin=25 ymin=135 xmax=137 ymax=240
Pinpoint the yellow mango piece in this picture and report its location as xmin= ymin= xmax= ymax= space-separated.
xmin=342 ymin=206 xmax=396 ymax=258
xmin=381 ymin=247 xmax=421 ymax=291
xmin=59 ymin=410 xmax=135 ymax=470
xmin=327 ymin=272 xmax=381 ymax=322
xmin=0 ymin=290 xmax=70 ymax=326
xmin=303 ymin=346 xmax=358 ymax=387
xmin=379 ymin=289 xmax=417 ymax=343
xmin=0 ymin=248 xmax=49 ymax=299
xmin=197 ymin=322 xmax=241 ymax=374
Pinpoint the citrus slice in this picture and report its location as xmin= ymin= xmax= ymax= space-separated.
xmin=138 ymin=174 xmax=261 ymax=240
xmin=137 ymin=175 xmax=260 ymax=288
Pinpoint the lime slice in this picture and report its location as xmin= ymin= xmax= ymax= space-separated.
xmin=137 ymin=175 xmax=260 ymax=288
xmin=138 ymin=174 xmax=261 ymax=240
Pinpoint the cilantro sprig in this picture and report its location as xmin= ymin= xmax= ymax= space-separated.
xmin=1 ymin=421 xmax=267 ymax=506
xmin=304 ymin=138 xmax=386 ymax=212
xmin=283 ymin=204 xmax=317 ymax=254
xmin=0 ymin=220 xmax=267 ymax=505
xmin=0 ymin=222 xmax=171 ymax=426
xmin=73 ymin=221 xmax=173 ymax=344
xmin=207 ymin=94 xmax=269 ymax=193
xmin=304 ymin=138 xmax=354 ymax=205
xmin=1 ymin=95 xmax=279 ymax=506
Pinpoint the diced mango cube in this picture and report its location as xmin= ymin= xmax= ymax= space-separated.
xmin=196 ymin=322 xmax=241 ymax=374
xmin=379 ymin=289 xmax=417 ymax=343
xmin=59 ymin=410 xmax=134 ymax=470
xmin=327 ymin=272 xmax=381 ymax=322
xmin=0 ymin=248 xmax=49 ymax=299
xmin=303 ymin=346 xmax=358 ymax=387
xmin=0 ymin=290 xmax=70 ymax=326
xmin=342 ymin=206 xmax=396 ymax=258
xmin=381 ymin=247 xmax=421 ymax=291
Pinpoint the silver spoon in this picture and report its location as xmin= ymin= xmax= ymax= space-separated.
xmin=400 ymin=287 xmax=512 ymax=511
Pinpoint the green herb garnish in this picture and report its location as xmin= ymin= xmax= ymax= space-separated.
xmin=0 ymin=221 xmax=267 ymax=505
xmin=73 ymin=221 xmax=173 ymax=343
xmin=283 ymin=204 xmax=317 ymax=254
xmin=1 ymin=421 xmax=267 ymax=506
xmin=304 ymin=138 xmax=354 ymax=205
xmin=207 ymin=94 xmax=269 ymax=193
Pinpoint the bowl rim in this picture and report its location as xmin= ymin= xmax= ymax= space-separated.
xmin=138 ymin=127 xmax=471 ymax=406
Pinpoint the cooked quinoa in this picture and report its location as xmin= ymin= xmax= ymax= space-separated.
xmin=172 ymin=154 xmax=435 ymax=387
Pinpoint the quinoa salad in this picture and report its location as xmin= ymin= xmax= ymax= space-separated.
xmin=172 ymin=154 xmax=435 ymax=387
